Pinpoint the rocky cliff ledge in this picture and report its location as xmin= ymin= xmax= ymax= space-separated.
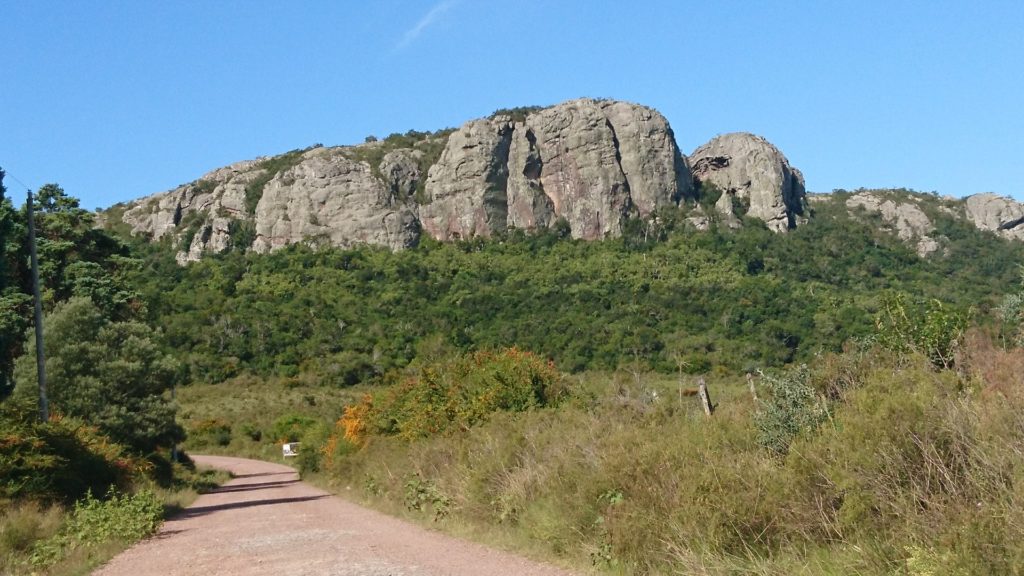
xmin=111 ymin=98 xmax=807 ymax=262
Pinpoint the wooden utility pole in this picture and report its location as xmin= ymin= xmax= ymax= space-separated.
xmin=170 ymin=383 xmax=178 ymax=463
xmin=26 ymin=189 xmax=47 ymax=422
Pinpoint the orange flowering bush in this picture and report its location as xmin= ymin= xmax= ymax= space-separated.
xmin=371 ymin=348 xmax=567 ymax=440
xmin=340 ymin=394 xmax=372 ymax=445
xmin=322 ymin=395 xmax=373 ymax=469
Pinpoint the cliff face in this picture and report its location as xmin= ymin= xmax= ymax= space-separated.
xmin=109 ymin=99 xmax=1024 ymax=263
xmin=112 ymin=97 xmax=1024 ymax=262
xmin=421 ymin=99 xmax=691 ymax=241
xmin=249 ymin=148 xmax=420 ymax=255
xmin=122 ymin=147 xmax=423 ymax=264
xmin=116 ymin=98 xmax=716 ymax=260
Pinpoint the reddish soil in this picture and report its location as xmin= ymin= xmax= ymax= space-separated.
xmin=92 ymin=455 xmax=577 ymax=576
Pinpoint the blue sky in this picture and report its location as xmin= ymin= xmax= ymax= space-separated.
xmin=2 ymin=1 xmax=1022 ymax=209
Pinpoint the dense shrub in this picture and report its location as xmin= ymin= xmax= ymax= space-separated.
xmin=188 ymin=418 xmax=232 ymax=447
xmin=754 ymin=365 xmax=830 ymax=455
xmin=0 ymin=402 xmax=144 ymax=504
xmin=12 ymin=297 xmax=184 ymax=453
xmin=369 ymin=348 xmax=567 ymax=439
xmin=270 ymin=413 xmax=317 ymax=443
xmin=875 ymin=292 xmax=970 ymax=369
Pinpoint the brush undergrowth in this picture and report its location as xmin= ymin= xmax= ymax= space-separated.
xmin=0 ymin=400 xmax=228 ymax=575
xmin=165 ymin=321 xmax=1024 ymax=575
xmin=1 ymin=460 xmax=227 ymax=576
xmin=288 ymin=337 xmax=1024 ymax=575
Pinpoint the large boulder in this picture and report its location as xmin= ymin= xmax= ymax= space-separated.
xmin=599 ymin=100 xmax=691 ymax=215
xmin=514 ymin=100 xmax=632 ymax=240
xmin=964 ymin=193 xmax=1024 ymax=241
xmin=379 ymin=149 xmax=423 ymax=202
xmin=690 ymin=133 xmax=806 ymax=232
xmin=422 ymin=98 xmax=690 ymax=241
xmin=418 ymin=118 xmax=514 ymax=240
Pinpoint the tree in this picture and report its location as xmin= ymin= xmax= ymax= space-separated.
xmin=999 ymin=266 xmax=1024 ymax=347
xmin=0 ymin=168 xmax=31 ymax=397
xmin=13 ymin=297 xmax=184 ymax=452
xmin=28 ymin=183 xmax=132 ymax=306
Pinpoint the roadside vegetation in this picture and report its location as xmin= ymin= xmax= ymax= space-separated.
xmin=6 ymin=161 xmax=1024 ymax=573
xmin=0 ymin=172 xmax=226 ymax=575
xmin=295 ymin=312 xmax=1024 ymax=574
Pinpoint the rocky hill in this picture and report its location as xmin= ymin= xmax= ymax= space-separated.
xmin=104 ymin=98 xmax=807 ymax=263
xmin=102 ymin=97 xmax=1023 ymax=262
xmin=815 ymin=189 xmax=1024 ymax=257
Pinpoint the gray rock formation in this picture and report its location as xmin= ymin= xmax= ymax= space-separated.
xmin=123 ymin=159 xmax=256 ymax=243
xmin=964 ymin=193 xmax=1024 ymax=241
xmin=379 ymin=149 xmax=423 ymax=202
xmin=689 ymin=133 xmax=806 ymax=232
xmin=506 ymin=123 xmax=556 ymax=230
xmin=845 ymin=191 xmax=939 ymax=256
xmin=251 ymin=148 xmax=420 ymax=254
xmin=423 ymin=98 xmax=691 ymax=241
xmin=123 ymin=148 xmax=419 ymax=263
xmin=107 ymin=98 xmax=820 ymax=262
xmin=419 ymin=118 xmax=513 ymax=240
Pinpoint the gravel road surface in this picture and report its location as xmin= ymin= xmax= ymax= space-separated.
xmin=93 ymin=455 xmax=576 ymax=576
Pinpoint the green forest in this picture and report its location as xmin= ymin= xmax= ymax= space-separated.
xmin=123 ymin=189 xmax=1020 ymax=382
xmin=4 ymin=165 xmax=1024 ymax=574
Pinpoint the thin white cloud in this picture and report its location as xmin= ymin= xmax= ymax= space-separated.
xmin=396 ymin=0 xmax=457 ymax=50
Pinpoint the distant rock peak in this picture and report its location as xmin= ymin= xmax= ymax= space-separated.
xmin=109 ymin=98 xmax=816 ymax=261
xmin=689 ymin=132 xmax=807 ymax=233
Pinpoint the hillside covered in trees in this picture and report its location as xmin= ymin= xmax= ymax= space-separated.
xmin=117 ymin=189 xmax=1023 ymax=383
xmin=5 ymin=156 xmax=1024 ymax=573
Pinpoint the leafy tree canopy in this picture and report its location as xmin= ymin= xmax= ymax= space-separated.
xmin=12 ymin=297 xmax=184 ymax=453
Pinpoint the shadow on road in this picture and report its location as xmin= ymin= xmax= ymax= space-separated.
xmin=211 ymin=479 xmax=299 ymax=493
xmin=228 ymin=471 xmax=296 ymax=479
xmin=174 ymin=495 xmax=329 ymax=520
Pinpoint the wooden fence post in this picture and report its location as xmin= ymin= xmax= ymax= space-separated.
xmin=697 ymin=377 xmax=713 ymax=416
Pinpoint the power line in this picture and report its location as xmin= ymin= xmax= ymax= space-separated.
xmin=2 ymin=169 xmax=34 ymax=193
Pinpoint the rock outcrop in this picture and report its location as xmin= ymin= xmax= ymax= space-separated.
xmin=422 ymin=98 xmax=691 ymax=241
xmin=251 ymin=148 xmax=420 ymax=254
xmin=419 ymin=118 xmax=513 ymax=240
xmin=107 ymin=98 xmax=818 ymax=262
xmin=123 ymin=148 xmax=420 ymax=263
xmin=845 ymin=191 xmax=939 ymax=256
xmin=689 ymin=133 xmax=806 ymax=232
xmin=964 ymin=193 xmax=1024 ymax=241
xmin=123 ymin=159 xmax=257 ymax=243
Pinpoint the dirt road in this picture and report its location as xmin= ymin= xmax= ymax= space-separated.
xmin=93 ymin=455 xmax=576 ymax=576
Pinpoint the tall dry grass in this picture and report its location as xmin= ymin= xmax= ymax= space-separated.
xmin=305 ymin=336 xmax=1024 ymax=574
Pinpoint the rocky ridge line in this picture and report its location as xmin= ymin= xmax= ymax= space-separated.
xmin=114 ymin=98 xmax=809 ymax=262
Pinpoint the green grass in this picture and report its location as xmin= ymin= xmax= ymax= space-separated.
xmin=169 ymin=333 xmax=1024 ymax=575
xmin=177 ymin=373 xmax=362 ymax=460
xmin=0 ymin=464 xmax=227 ymax=576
